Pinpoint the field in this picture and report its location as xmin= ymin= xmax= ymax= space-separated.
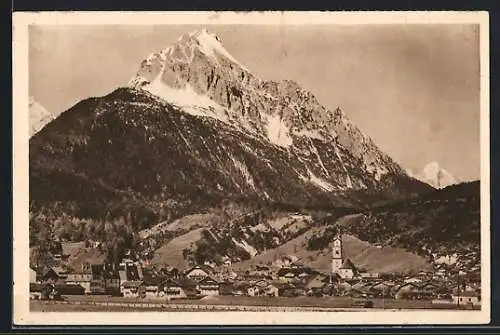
xmin=232 ymin=227 xmax=430 ymax=274
xmin=30 ymin=295 xmax=478 ymax=312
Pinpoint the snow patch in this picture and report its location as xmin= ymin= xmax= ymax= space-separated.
xmin=366 ymin=162 xmax=388 ymax=181
xmin=230 ymin=156 xmax=257 ymax=190
xmin=191 ymin=29 xmax=249 ymax=72
xmin=294 ymin=129 xmax=324 ymax=140
xmin=307 ymin=168 xmax=334 ymax=192
xmin=265 ymin=113 xmax=294 ymax=148
xmin=333 ymin=146 xmax=353 ymax=188
xmin=29 ymin=98 xmax=56 ymax=137
xmin=144 ymin=77 xmax=229 ymax=123
xmin=232 ymin=238 xmax=258 ymax=257
xmin=410 ymin=162 xmax=457 ymax=189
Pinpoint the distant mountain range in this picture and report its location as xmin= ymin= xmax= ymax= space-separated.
xmin=29 ymin=29 xmax=479 ymax=274
xmin=29 ymin=97 xmax=56 ymax=137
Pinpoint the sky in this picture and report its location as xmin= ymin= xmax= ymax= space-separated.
xmin=29 ymin=24 xmax=481 ymax=182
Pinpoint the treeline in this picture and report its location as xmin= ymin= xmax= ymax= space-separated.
xmin=29 ymin=211 xmax=139 ymax=266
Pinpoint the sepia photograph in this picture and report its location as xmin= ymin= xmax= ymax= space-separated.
xmin=12 ymin=11 xmax=490 ymax=325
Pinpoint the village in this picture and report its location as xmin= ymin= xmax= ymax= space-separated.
xmin=29 ymin=234 xmax=481 ymax=310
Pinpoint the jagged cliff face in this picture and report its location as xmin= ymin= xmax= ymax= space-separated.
xmin=128 ymin=29 xmax=423 ymax=199
xmin=30 ymin=29 xmax=432 ymax=231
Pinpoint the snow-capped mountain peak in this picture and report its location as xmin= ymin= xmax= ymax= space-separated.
xmin=408 ymin=162 xmax=457 ymax=189
xmin=126 ymin=30 xmax=424 ymax=194
xmin=189 ymin=29 xmax=247 ymax=70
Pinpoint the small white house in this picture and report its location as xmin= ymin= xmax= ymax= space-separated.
xmin=185 ymin=265 xmax=213 ymax=281
xmin=452 ymin=291 xmax=481 ymax=306
xmin=30 ymin=268 xmax=38 ymax=283
xmin=197 ymin=277 xmax=220 ymax=296
xmin=404 ymin=277 xmax=422 ymax=284
xmin=338 ymin=259 xmax=357 ymax=280
xmin=120 ymin=280 xmax=144 ymax=298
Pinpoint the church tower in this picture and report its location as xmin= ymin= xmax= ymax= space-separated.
xmin=332 ymin=234 xmax=343 ymax=274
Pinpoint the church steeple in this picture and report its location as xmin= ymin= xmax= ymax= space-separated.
xmin=331 ymin=230 xmax=343 ymax=274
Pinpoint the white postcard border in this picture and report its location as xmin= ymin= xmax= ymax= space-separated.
xmin=12 ymin=10 xmax=491 ymax=325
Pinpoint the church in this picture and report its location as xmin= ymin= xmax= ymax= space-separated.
xmin=331 ymin=234 xmax=358 ymax=280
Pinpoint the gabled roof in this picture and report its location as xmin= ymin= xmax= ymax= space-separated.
xmin=198 ymin=276 xmax=221 ymax=285
xmin=305 ymin=275 xmax=325 ymax=289
xmin=418 ymin=281 xmax=442 ymax=289
xmin=340 ymin=258 xmax=356 ymax=270
xmin=394 ymin=282 xmax=419 ymax=292
xmin=41 ymin=267 xmax=65 ymax=279
xmin=186 ymin=264 xmax=214 ymax=275
xmin=165 ymin=277 xmax=197 ymax=289
xmin=143 ymin=276 xmax=168 ymax=286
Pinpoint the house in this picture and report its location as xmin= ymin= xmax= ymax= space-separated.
xmin=369 ymin=281 xmax=395 ymax=298
xmin=30 ymin=283 xmax=43 ymax=300
xmin=103 ymin=266 xmax=121 ymax=296
xmin=419 ymin=282 xmax=442 ymax=297
xmin=404 ymin=277 xmax=422 ymax=284
xmin=120 ymin=280 xmax=145 ymax=298
xmin=278 ymin=283 xmax=306 ymax=297
xmin=185 ymin=265 xmax=214 ymax=281
xmin=338 ymin=259 xmax=357 ymax=280
xmin=219 ymin=267 xmax=238 ymax=281
xmin=163 ymin=279 xmax=187 ymax=299
xmin=452 ymin=291 xmax=481 ymax=307
xmin=264 ymin=283 xmax=279 ymax=297
xmin=118 ymin=260 xmax=143 ymax=282
xmin=247 ymin=280 xmax=279 ymax=297
xmin=219 ymin=281 xmax=235 ymax=296
xmin=393 ymin=283 xmax=418 ymax=299
xmin=55 ymin=283 xmax=86 ymax=295
xmin=280 ymin=272 xmax=296 ymax=282
xmin=40 ymin=267 xmax=66 ymax=284
xmin=394 ymin=282 xmax=434 ymax=300
xmin=118 ymin=267 xmax=128 ymax=286
xmin=30 ymin=268 xmax=38 ymax=283
xmin=360 ymin=272 xmax=380 ymax=279
xmin=66 ymin=271 xmax=92 ymax=294
xmin=40 ymin=282 xmax=58 ymax=300
xmin=89 ymin=264 xmax=107 ymax=295
xmin=197 ymin=276 xmax=220 ymax=296
xmin=143 ymin=278 xmax=162 ymax=299
xmin=247 ymin=285 xmax=259 ymax=297
xmin=433 ymin=270 xmax=446 ymax=279
xmin=305 ymin=275 xmax=326 ymax=296
xmin=277 ymin=267 xmax=312 ymax=282
xmin=163 ymin=278 xmax=199 ymax=299
xmin=337 ymin=281 xmax=353 ymax=296
xmin=232 ymin=281 xmax=251 ymax=296
xmin=204 ymin=260 xmax=217 ymax=269
xmin=349 ymin=282 xmax=371 ymax=298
